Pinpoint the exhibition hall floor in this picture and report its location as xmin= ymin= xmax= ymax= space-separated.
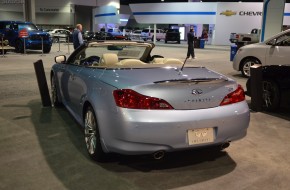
xmin=0 ymin=42 xmax=290 ymax=190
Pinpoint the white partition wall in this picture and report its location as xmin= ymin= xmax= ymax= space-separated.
xmin=130 ymin=3 xmax=217 ymax=24
xmin=215 ymin=3 xmax=263 ymax=45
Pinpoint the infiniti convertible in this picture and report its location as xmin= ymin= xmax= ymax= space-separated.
xmin=51 ymin=41 xmax=250 ymax=161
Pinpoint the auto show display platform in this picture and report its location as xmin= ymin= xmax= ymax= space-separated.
xmin=0 ymin=42 xmax=290 ymax=190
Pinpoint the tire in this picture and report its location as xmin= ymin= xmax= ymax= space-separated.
xmin=240 ymin=58 xmax=260 ymax=77
xmin=15 ymin=40 xmax=24 ymax=53
xmin=262 ymin=80 xmax=280 ymax=111
xmin=157 ymin=39 xmax=160 ymax=41
xmin=43 ymin=46 xmax=51 ymax=53
xmin=53 ymin=37 xmax=59 ymax=43
xmin=177 ymin=40 xmax=180 ymax=44
xmin=84 ymin=106 xmax=106 ymax=161
xmin=165 ymin=40 xmax=167 ymax=43
xmin=51 ymin=75 xmax=62 ymax=107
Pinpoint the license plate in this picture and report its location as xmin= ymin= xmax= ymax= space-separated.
xmin=187 ymin=128 xmax=214 ymax=145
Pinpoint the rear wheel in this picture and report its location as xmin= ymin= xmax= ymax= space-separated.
xmin=43 ymin=46 xmax=51 ymax=53
xmin=240 ymin=58 xmax=260 ymax=77
xmin=262 ymin=80 xmax=280 ymax=111
xmin=84 ymin=106 xmax=106 ymax=161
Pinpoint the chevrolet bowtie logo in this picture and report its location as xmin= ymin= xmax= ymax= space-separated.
xmin=220 ymin=10 xmax=237 ymax=16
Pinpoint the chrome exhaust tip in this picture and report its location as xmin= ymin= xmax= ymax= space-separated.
xmin=153 ymin=150 xmax=165 ymax=160
xmin=221 ymin=142 xmax=230 ymax=150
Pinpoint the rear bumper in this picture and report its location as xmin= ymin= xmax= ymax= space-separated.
xmin=99 ymin=101 xmax=250 ymax=155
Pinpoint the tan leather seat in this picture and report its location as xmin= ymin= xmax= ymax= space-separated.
xmin=99 ymin=53 xmax=119 ymax=66
xmin=119 ymin=59 xmax=145 ymax=65
xmin=152 ymin=58 xmax=164 ymax=64
xmin=163 ymin=58 xmax=183 ymax=65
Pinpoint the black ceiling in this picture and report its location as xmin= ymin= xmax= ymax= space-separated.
xmin=120 ymin=0 xmax=290 ymax=5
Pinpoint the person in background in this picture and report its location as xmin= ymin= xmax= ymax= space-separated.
xmin=201 ymin=29 xmax=208 ymax=44
xmin=186 ymin=28 xmax=195 ymax=59
xmin=201 ymin=29 xmax=208 ymax=39
xmin=73 ymin=24 xmax=84 ymax=49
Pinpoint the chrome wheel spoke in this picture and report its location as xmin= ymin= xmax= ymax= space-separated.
xmin=84 ymin=110 xmax=97 ymax=155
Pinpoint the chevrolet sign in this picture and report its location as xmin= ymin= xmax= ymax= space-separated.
xmin=220 ymin=10 xmax=237 ymax=16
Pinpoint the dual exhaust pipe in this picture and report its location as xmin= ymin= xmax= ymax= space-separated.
xmin=152 ymin=142 xmax=230 ymax=160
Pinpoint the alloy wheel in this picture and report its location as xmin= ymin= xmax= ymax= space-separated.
xmin=84 ymin=109 xmax=97 ymax=155
xmin=241 ymin=58 xmax=259 ymax=77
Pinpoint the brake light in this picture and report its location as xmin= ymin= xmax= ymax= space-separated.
xmin=236 ymin=34 xmax=239 ymax=39
xmin=220 ymin=85 xmax=245 ymax=106
xmin=113 ymin=89 xmax=173 ymax=109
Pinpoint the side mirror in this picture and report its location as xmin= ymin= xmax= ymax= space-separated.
xmin=55 ymin=55 xmax=66 ymax=63
xmin=272 ymin=38 xmax=277 ymax=46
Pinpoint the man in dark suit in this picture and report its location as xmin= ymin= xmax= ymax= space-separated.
xmin=73 ymin=24 xmax=84 ymax=50
xmin=187 ymin=28 xmax=195 ymax=59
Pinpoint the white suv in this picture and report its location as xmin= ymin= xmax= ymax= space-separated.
xmin=141 ymin=28 xmax=165 ymax=41
xmin=233 ymin=29 xmax=290 ymax=77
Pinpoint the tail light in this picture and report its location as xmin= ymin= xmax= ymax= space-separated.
xmin=220 ymin=85 xmax=245 ymax=106
xmin=236 ymin=34 xmax=240 ymax=39
xmin=113 ymin=89 xmax=173 ymax=110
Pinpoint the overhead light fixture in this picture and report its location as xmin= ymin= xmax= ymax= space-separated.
xmin=161 ymin=0 xmax=164 ymax=1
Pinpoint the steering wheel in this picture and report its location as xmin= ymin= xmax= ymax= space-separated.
xmin=80 ymin=56 xmax=100 ymax=66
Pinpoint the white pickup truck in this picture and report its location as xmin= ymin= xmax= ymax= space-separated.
xmin=141 ymin=28 xmax=166 ymax=41
xmin=230 ymin=28 xmax=261 ymax=46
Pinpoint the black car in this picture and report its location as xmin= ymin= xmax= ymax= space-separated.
xmin=246 ymin=65 xmax=290 ymax=111
xmin=165 ymin=29 xmax=180 ymax=44
xmin=83 ymin=31 xmax=96 ymax=41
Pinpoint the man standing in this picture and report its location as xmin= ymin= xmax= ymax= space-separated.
xmin=187 ymin=28 xmax=195 ymax=59
xmin=73 ymin=24 xmax=84 ymax=49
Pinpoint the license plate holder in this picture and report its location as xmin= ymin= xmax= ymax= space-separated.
xmin=187 ymin=128 xmax=214 ymax=145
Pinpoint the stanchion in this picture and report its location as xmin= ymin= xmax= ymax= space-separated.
xmin=250 ymin=65 xmax=263 ymax=112
xmin=33 ymin=59 xmax=52 ymax=107
xmin=40 ymin=36 xmax=45 ymax=56
xmin=1 ymin=35 xmax=5 ymax=58
xmin=57 ymin=37 xmax=61 ymax=52
xmin=67 ymin=36 xmax=70 ymax=55
xmin=23 ymin=37 xmax=26 ymax=55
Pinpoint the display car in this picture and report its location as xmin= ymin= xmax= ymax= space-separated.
xmin=246 ymin=65 xmax=290 ymax=111
xmin=233 ymin=29 xmax=290 ymax=77
xmin=165 ymin=29 xmax=181 ymax=44
xmin=0 ymin=20 xmax=52 ymax=53
xmin=48 ymin=29 xmax=72 ymax=43
xmin=51 ymin=41 xmax=250 ymax=161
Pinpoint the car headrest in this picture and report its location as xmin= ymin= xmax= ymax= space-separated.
xmin=100 ymin=53 xmax=119 ymax=66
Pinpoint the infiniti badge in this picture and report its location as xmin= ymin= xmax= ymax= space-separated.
xmin=192 ymin=89 xmax=203 ymax=95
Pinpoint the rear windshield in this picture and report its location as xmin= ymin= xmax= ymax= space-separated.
xmin=16 ymin=23 xmax=38 ymax=31
xmin=167 ymin=29 xmax=179 ymax=33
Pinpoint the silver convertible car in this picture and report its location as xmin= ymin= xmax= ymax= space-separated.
xmin=51 ymin=41 xmax=250 ymax=161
